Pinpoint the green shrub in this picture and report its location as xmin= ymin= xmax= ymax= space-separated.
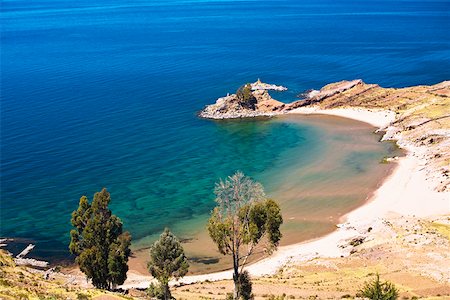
xmin=236 ymin=84 xmax=257 ymax=109
xmin=16 ymin=293 xmax=29 ymax=300
xmin=358 ymin=273 xmax=398 ymax=300
xmin=238 ymin=271 xmax=254 ymax=300
xmin=267 ymin=295 xmax=286 ymax=300
xmin=77 ymin=292 xmax=90 ymax=300
xmin=225 ymin=271 xmax=254 ymax=300
xmin=147 ymin=282 xmax=168 ymax=299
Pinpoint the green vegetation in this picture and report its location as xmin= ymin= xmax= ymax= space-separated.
xmin=69 ymin=188 xmax=131 ymax=290
xmin=236 ymin=84 xmax=257 ymax=109
xmin=237 ymin=270 xmax=253 ymax=300
xmin=147 ymin=228 xmax=189 ymax=300
xmin=429 ymin=221 xmax=450 ymax=240
xmin=358 ymin=273 xmax=398 ymax=300
xmin=0 ymin=250 xmax=130 ymax=300
xmin=207 ymin=171 xmax=283 ymax=300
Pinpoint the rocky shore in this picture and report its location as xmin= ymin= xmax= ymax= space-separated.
xmin=250 ymin=79 xmax=287 ymax=92
xmin=200 ymin=79 xmax=450 ymax=193
xmin=289 ymin=79 xmax=450 ymax=193
xmin=199 ymin=79 xmax=372 ymax=119
xmin=199 ymin=80 xmax=288 ymax=119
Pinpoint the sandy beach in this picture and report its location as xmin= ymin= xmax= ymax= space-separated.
xmin=288 ymin=107 xmax=396 ymax=129
xmin=120 ymin=106 xmax=450 ymax=290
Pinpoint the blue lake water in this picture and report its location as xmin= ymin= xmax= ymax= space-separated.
xmin=1 ymin=0 xmax=449 ymax=264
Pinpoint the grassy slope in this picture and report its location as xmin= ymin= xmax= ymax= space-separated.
xmin=0 ymin=250 xmax=131 ymax=300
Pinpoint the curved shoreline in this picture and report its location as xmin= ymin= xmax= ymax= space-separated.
xmin=120 ymin=107 xmax=450 ymax=289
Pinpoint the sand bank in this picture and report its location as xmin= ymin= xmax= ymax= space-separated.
xmin=288 ymin=106 xmax=396 ymax=129
xmin=120 ymin=107 xmax=449 ymax=290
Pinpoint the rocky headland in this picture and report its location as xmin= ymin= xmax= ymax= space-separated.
xmin=199 ymin=79 xmax=288 ymax=119
xmin=198 ymin=79 xmax=363 ymax=119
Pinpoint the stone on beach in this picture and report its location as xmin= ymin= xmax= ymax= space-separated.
xmin=16 ymin=243 xmax=35 ymax=258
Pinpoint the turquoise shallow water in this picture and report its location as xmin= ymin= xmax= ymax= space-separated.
xmin=1 ymin=0 xmax=449 ymax=262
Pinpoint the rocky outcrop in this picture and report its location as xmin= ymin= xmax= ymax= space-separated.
xmin=199 ymin=80 xmax=287 ymax=119
xmin=251 ymin=79 xmax=287 ymax=91
xmin=283 ymin=79 xmax=366 ymax=110
xmin=199 ymin=79 xmax=369 ymax=119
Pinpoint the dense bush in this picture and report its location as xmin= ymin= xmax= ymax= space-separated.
xmin=358 ymin=273 xmax=399 ymax=300
xmin=237 ymin=271 xmax=253 ymax=300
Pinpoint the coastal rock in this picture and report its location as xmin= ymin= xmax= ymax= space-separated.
xmin=16 ymin=244 xmax=35 ymax=258
xmin=251 ymin=79 xmax=287 ymax=91
xmin=199 ymin=80 xmax=286 ymax=119
xmin=199 ymin=79 xmax=368 ymax=119
xmin=14 ymin=257 xmax=49 ymax=268
xmin=285 ymin=79 xmax=365 ymax=110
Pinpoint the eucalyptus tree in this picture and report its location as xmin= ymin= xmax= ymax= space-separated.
xmin=69 ymin=188 xmax=131 ymax=290
xmin=207 ymin=171 xmax=283 ymax=300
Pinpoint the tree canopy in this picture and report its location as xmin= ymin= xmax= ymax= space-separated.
xmin=148 ymin=228 xmax=189 ymax=300
xmin=69 ymin=188 xmax=131 ymax=290
xmin=207 ymin=171 xmax=283 ymax=299
xmin=236 ymin=84 xmax=257 ymax=110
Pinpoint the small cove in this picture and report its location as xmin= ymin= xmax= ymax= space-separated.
xmin=128 ymin=114 xmax=402 ymax=275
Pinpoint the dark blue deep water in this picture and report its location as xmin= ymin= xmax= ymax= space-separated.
xmin=1 ymin=0 xmax=449 ymax=262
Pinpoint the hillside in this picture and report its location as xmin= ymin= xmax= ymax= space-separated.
xmin=169 ymin=216 xmax=450 ymax=299
xmin=0 ymin=250 xmax=130 ymax=300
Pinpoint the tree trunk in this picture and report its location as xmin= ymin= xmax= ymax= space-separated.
xmin=164 ymin=283 xmax=171 ymax=300
xmin=233 ymin=253 xmax=240 ymax=300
